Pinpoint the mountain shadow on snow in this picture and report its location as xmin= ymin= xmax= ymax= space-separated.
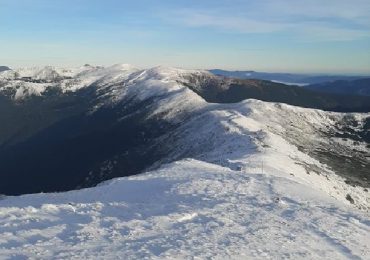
xmin=0 ymin=89 xmax=175 ymax=195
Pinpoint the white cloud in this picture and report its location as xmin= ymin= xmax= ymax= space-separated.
xmin=173 ymin=10 xmax=287 ymax=33
xmin=297 ymin=24 xmax=370 ymax=42
xmin=163 ymin=1 xmax=370 ymax=42
xmin=262 ymin=0 xmax=370 ymax=21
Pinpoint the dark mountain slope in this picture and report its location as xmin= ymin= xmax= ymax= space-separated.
xmin=183 ymin=76 xmax=370 ymax=112
xmin=305 ymin=78 xmax=370 ymax=96
xmin=0 ymin=66 xmax=10 ymax=72
xmin=0 ymin=93 xmax=176 ymax=195
xmin=0 ymin=88 xmax=92 ymax=147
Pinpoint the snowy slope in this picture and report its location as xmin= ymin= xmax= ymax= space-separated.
xmin=0 ymin=160 xmax=369 ymax=259
xmin=0 ymin=65 xmax=369 ymax=258
xmin=151 ymin=99 xmax=369 ymax=210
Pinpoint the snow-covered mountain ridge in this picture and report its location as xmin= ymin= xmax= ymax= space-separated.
xmin=0 ymin=65 xmax=369 ymax=206
xmin=0 ymin=65 xmax=210 ymax=102
xmin=0 ymin=64 xmax=369 ymax=202
xmin=0 ymin=64 xmax=369 ymax=258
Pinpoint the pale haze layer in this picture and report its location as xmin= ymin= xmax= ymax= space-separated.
xmin=0 ymin=0 xmax=369 ymax=74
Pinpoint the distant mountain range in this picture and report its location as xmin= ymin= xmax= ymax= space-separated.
xmin=210 ymin=69 xmax=369 ymax=85
xmin=305 ymin=78 xmax=370 ymax=96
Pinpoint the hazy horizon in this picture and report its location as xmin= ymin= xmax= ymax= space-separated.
xmin=1 ymin=0 xmax=370 ymax=74
xmin=3 ymin=63 xmax=370 ymax=76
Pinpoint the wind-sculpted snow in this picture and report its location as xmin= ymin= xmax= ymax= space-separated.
xmin=0 ymin=160 xmax=369 ymax=259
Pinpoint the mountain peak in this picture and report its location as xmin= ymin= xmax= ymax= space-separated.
xmin=107 ymin=63 xmax=138 ymax=71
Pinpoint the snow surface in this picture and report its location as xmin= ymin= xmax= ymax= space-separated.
xmin=0 ymin=65 xmax=369 ymax=259
xmin=0 ymin=160 xmax=369 ymax=259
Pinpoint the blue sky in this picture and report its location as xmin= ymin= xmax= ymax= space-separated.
xmin=0 ymin=0 xmax=369 ymax=73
